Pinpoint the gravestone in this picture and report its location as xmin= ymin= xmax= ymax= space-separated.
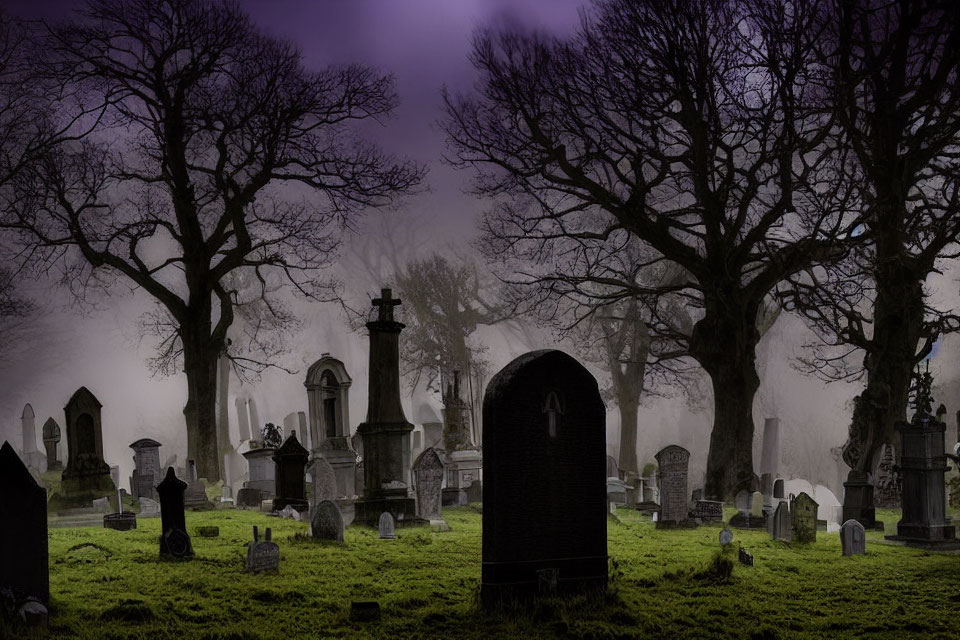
xmin=719 ymin=528 xmax=733 ymax=547
xmin=655 ymin=445 xmax=692 ymax=527
xmin=19 ymin=403 xmax=45 ymax=473
xmin=54 ymin=387 xmax=116 ymax=509
xmin=235 ymin=397 xmax=252 ymax=442
xmin=773 ymin=478 xmax=784 ymax=500
xmin=273 ymin=432 xmax=309 ymax=512
xmin=157 ymin=467 xmax=193 ymax=559
xmin=481 ymin=350 xmax=607 ymax=606
xmin=841 ymin=519 xmax=866 ymax=556
xmin=886 ymin=415 xmax=957 ymax=547
xmin=772 ymin=501 xmax=792 ymax=543
xmin=791 ymin=492 xmax=818 ymax=543
xmin=738 ymin=546 xmax=754 ymax=567
xmin=691 ymin=488 xmax=703 ymax=503
xmin=130 ymin=438 xmax=162 ymax=501
xmin=236 ymin=488 xmax=263 ymax=507
xmin=730 ymin=490 xmax=767 ymax=529
xmin=0 ymin=441 xmax=49 ymax=606
xmin=842 ymin=469 xmax=876 ymax=529
xmin=310 ymin=455 xmax=338 ymax=503
xmin=465 ymin=480 xmax=483 ymax=504
xmin=246 ymin=526 xmax=279 ymax=573
xmin=311 ymin=500 xmax=344 ymax=542
xmin=378 ymin=511 xmax=396 ymax=539
xmin=241 ymin=447 xmax=277 ymax=498
xmin=183 ymin=462 xmax=213 ymax=511
xmin=750 ymin=491 xmax=763 ymax=517
xmin=413 ymin=447 xmax=444 ymax=521
xmin=41 ymin=418 xmax=61 ymax=472
xmin=693 ymin=500 xmax=723 ymax=523
xmin=873 ymin=443 xmax=901 ymax=508
xmin=305 ymin=355 xmax=357 ymax=500
xmin=138 ymin=497 xmax=160 ymax=517
xmin=354 ymin=291 xmax=417 ymax=525
xmin=735 ymin=490 xmax=750 ymax=512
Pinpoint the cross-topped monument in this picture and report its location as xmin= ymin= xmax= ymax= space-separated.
xmin=372 ymin=288 xmax=401 ymax=322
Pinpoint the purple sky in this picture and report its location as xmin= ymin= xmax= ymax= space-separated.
xmin=7 ymin=0 xmax=586 ymax=238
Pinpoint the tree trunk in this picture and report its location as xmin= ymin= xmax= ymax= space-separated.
xmin=843 ymin=257 xmax=924 ymax=473
xmin=182 ymin=326 xmax=222 ymax=482
xmin=617 ymin=398 xmax=639 ymax=478
xmin=692 ymin=306 xmax=761 ymax=501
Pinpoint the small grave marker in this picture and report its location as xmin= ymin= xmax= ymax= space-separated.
xmin=247 ymin=526 xmax=279 ymax=573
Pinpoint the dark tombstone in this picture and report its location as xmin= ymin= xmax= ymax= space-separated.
xmin=772 ymin=501 xmax=792 ymax=543
xmin=465 ymin=480 xmax=483 ymax=504
xmin=773 ymin=478 xmax=784 ymax=500
xmin=655 ymin=445 xmax=693 ymax=527
xmin=842 ymin=469 xmax=876 ymax=529
xmin=693 ymin=499 xmax=723 ymax=523
xmin=236 ymin=487 xmax=263 ymax=508
xmin=272 ymin=432 xmax=309 ymax=512
xmin=41 ymin=418 xmax=62 ymax=472
xmin=157 ymin=467 xmax=193 ymax=559
xmin=246 ymin=526 xmax=279 ymax=573
xmin=413 ymin=447 xmax=444 ymax=521
xmin=738 ymin=545 xmax=754 ymax=567
xmin=481 ymin=350 xmax=607 ymax=606
xmin=54 ymin=387 xmax=115 ymax=509
xmin=791 ymin=492 xmax=818 ymax=543
xmin=378 ymin=511 xmax=396 ymax=539
xmin=841 ymin=519 xmax=866 ymax=556
xmin=691 ymin=488 xmax=703 ymax=503
xmin=885 ymin=415 xmax=957 ymax=547
xmin=0 ymin=442 xmax=49 ymax=606
xmin=129 ymin=438 xmax=162 ymax=501
xmin=311 ymin=500 xmax=344 ymax=542
xmin=873 ymin=443 xmax=901 ymax=508
xmin=354 ymin=289 xmax=417 ymax=525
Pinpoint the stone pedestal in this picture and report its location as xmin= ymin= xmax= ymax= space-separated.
xmin=885 ymin=416 xmax=957 ymax=548
xmin=241 ymin=447 xmax=276 ymax=498
xmin=842 ymin=469 xmax=876 ymax=529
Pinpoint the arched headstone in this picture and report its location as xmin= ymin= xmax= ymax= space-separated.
xmin=311 ymin=500 xmax=344 ymax=542
xmin=841 ymin=519 xmax=866 ymax=556
xmin=378 ymin=511 xmax=395 ymax=539
xmin=481 ymin=350 xmax=607 ymax=605
xmin=413 ymin=447 xmax=444 ymax=521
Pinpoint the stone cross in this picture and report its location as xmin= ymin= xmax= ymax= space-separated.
xmin=372 ymin=288 xmax=401 ymax=322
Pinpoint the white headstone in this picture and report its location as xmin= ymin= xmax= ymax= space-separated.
xmin=378 ymin=512 xmax=395 ymax=539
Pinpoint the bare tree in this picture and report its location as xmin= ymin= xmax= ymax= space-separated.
xmin=1 ymin=0 xmax=423 ymax=479
xmin=781 ymin=0 xmax=960 ymax=474
xmin=444 ymin=0 xmax=852 ymax=498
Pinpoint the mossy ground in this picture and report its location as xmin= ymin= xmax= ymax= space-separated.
xmin=4 ymin=505 xmax=959 ymax=639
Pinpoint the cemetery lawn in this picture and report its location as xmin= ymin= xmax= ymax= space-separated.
xmin=8 ymin=505 xmax=960 ymax=640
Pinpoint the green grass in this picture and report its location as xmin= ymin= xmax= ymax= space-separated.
xmin=4 ymin=505 xmax=959 ymax=639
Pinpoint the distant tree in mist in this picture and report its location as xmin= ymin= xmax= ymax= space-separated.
xmin=0 ymin=0 xmax=423 ymax=480
xmin=781 ymin=0 xmax=960 ymax=474
xmin=444 ymin=0 xmax=854 ymax=499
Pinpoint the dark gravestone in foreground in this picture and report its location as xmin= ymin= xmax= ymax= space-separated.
xmin=481 ymin=350 xmax=607 ymax=606
xmin=0 ymin=441 xmax=48 ymax=604
xmin=272 ymin=432 xmax=309 ymax=513
xmin=157 ymin=467 xmax=193 ymax=559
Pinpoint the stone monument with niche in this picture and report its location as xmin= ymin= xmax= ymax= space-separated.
xmin=272 ymin=431 xmax=309 ymax=512
xmin=52 ymin=387 xmax=116 ymax=510
xmin=305 ymin=354 xmax=358 ymax=500
xmin=354 ymin=289 xmax=417 ymax=526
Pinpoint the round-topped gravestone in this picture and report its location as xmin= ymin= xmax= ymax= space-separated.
xmin=378 ymin=511 xmax=396 ymax=539
xmin=311 ymin=500 xmax=344 ymax=542
xmin=719 ymin=528 xmax=734 ymax=546
xmin=163 ymin=528 xmax=191 ymax=558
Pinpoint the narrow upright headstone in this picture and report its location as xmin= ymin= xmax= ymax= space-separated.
xmin=773 ymin=478 xmax=784 ymax=500
xmin=655 ymin=445 xmax=692 ymax=527
xmin=735 ymin=490 xmax=750 ymax=513
xmin=759 ymin=417 xmax=780 ymax=478
xmin=378 ymin=511 xmax=396 ymax=539
xmin=272 ymin=431 xmax=309 ymax=512
xmin=20 ymin=403 xmax=37 ymax=455
xmin=750 ymin=491 xmax=764 ymax=517
xmin=297 ymin=411 xmax=309 ymax=451
xmin=772 ymin=501 xmax=792 ymax=543
xmin=235 ymin=397 xmax=252 ymax=442
xmin=157 ymin=467 xmax=193 ymax=559
xmin=247 ymin=398 xmax=261 ymax=440
xmin=791 ymin=492 xmax=818 ymax=543
xmin=841 ymin=519 xmax=866 ymax=556
xmin=41 ymin=418 xmax=62 ymax=472
xmin=310 ymin=455 xmax=338 ymax=503
xmin=311 ymin=500 xmax=344 ymax=542
xmin=130 ymin=438 xmax=162 ymax=501
xmin=0 ymin=442 xmax=49 ymax=605
xmin=413 ymin=447 xmax=444 ymax=521
xmin=481 ymin=350 xmax=607 ymax=606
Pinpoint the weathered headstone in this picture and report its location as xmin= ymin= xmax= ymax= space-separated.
xmin=157 ymin=467 xmax=193 ymax=559
xmin=41 ymin=418 xmax=61 ymax=472
xmin=693 ymin=499 xmax=724 ymax=523
xmin=873 ymin=443 xmax=901 ymax=508
xmin=273 ymin=432 xmax=309 ymax=512
xmin=655 ymin=445 xmax=692 ymax=527
xmin=481 ymin=350 xmax=607 ymax=605
xmin=750 ymin=491 xmax=763 ymax=517
xmin=413 ymin=447 xmax=444 ymax=521
xmin=378 ymin=511 xmax=396 ymax=539
xmin=130 ymin=438 xmax=162 ymax=501
xmin=138 ymin=497 xmax=160 ymax=517
xmin=241 ymin=447 xmax=277 ymax=498
xmin=311 ymin=500 xmax=344 ymax=542
xmin=183 ymin=467 xmax=213 ymax=511
xmin=236 ymin=487 xmax=263 ymax=508
xmin=841 ymin=519 xmax=866 ymax=556
xmin=773 ymin=478 xmax=784 ymax=500
xmin=791 ymin=492 xmax=818 ymax=543
xmin=354 ymin=291 xmax=417 ymax=525
xmin=246 ymin=526 xmax=279 ymax=573
xmin=310 ymin=455 xmax=338 ymax=503
xmin=772 ymin=501 xmax=792 ymax=543
xmin=886 ymin=414 xmax=957 ymax=547
xmin=738 ymin=545 xmax=754 ymax=566
xmin=0 ymin=441 xmax=49 ymax=607
xmin=719 ymin=528 xmax=733 ymax=547
xmin=53 ymin=387 xmax=116 ymax=509
xmin=735 ymin=490 xmax=750 ymax=513
xmin=19 ymin=404 xmax=45 ymax=473
xmin=305 ymin=355 xmax=357 ymax=499
xmin=842 ymin=469 xmax=876 ymax=529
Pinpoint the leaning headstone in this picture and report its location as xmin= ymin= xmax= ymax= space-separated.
xmin=157 ymin=467 xmax=193 ymax=559
xmin=0 ymin=441 xmax=49 ymax=609
xmin=791 ymin=492 xmax=818 ymax=544
xmin=481 ymin=350 xmax=607 ymax=605
xmin=772 ymin=501 xmax=792 ymax=543
xmin=841 ymin=519 xmax=866 ymax=556
xmin=311 ymin=500 xmax=344 ymax=542
xmin=655 ymin=445 xmax=693 ymax=527
xmin=246 ymin=526 xmax=279 ymax=573
xmin=413 ymin=447 xmax=444 ymax=521
xmin=378 ymin=511 xmax=396 ymax=539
